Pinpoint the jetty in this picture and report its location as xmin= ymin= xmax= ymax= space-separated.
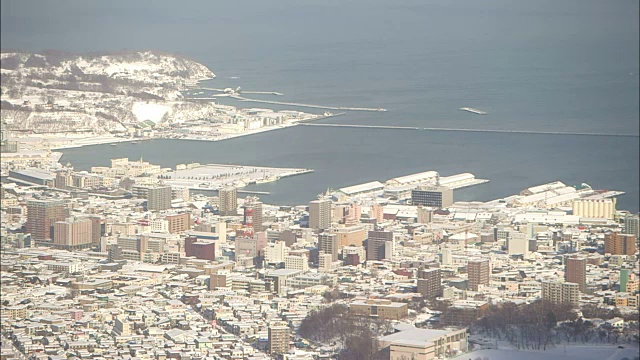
xmin=459 ymin=107 xmax=488 ymax=115
xmin=298 ymin=123 xmax=637 ymax=137
xmin=230 ymin=95 xmax=387 ymax=112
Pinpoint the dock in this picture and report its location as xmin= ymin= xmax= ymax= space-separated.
xmin=459 ymin=107 xmax=488 ymax=115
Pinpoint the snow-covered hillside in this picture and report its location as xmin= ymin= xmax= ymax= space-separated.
xmin=0 ymin=51 xmax=219 ymax=133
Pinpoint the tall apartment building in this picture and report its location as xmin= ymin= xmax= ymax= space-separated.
xmin=318 ymin=233 xmax=339 ymax=263
xmin=623 ymin=215 xmax=639 ymax=237
xmin=467 ymin=259 xmax=490 ymax=291
xmin=417 ymin=268 xmax=443 ymax=299
xmin=243 ymin=197 xmax=263 ymax=232
xmin=604 ymin=232 xmax=637 ymax=255
xmin=166 ymin=213 xmax=191 ymax=233
xmin=309 ymin=198 xmax=332 ymax=230
xmin=411 ymin=186 xmax=453 ymax=208
xmin=541 ymin=281 xmax=580 ymax=307
xmin=268 ymin=323 xmax=290 ymax=355
xmin=147 ymin=186 xmax=172 ymax=211
xmin=218 ymin=187 xmax=237 ymax=216
xmin=366 ymin=230 xmax=393 ymax=261
xmin=53 ymin=217 xmax=93 ymax=250
xmin=565 ymin=256 xmax=586 ymax=292
xmin=26 ymin=199 xmax=67 ymax=243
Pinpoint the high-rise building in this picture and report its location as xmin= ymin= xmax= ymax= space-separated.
xmin=411 ymin=186 xmax=453 ymax=208
xmin=309 ymin=199 xmax=332 ymax=230
xmin=89 ymin=216 xmax=103 ymax=246
xmin=366 ymin=230 xmax=393 ymax=261
xmin=565 ymin=256 xmax=586 ymax=292
xmin=604 ymin=232 xmax=637 ymax=255
xmin=218 ymin=187 xmax=237 ymax=216
xmin=53 ymin=217 xmax=93 ymax=250
xmin=268 ymin=323 xmax=290 ymax=355
xmin=417 ymin=268 xmax=442 ymax=299
xmin=318 ymin=233 xmax=340 ymax=263
xmin=467 ymin=258 xmax=490 ymax=291
xmin=147 ymin=186 xmax=172 ymax=211
xmin=26 ymin=199 xmax=67 ymax=243
xmin=243 ymin=197 xmax=263 ymax=232
xmin=623 ymin=215 xmax=639 ymax=238
xmin=541 ymin=281 xmax=580 ymax=307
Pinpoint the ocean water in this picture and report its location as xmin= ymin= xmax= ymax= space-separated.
xmin=3 ymin=0 xmax=639 ymax=211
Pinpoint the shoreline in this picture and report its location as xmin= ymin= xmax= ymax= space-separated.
xmin=49 ymin=112 xmax=346 ymax=151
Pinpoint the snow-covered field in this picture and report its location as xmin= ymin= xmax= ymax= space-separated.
xmin=456 ymin=345 xmax=639 ymax=360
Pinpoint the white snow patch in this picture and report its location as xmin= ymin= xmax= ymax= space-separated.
xmin=132 ymin=102 xmax=172 ymax=123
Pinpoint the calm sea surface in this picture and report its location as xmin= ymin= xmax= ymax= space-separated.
xmin=2 ymin=0 xmax=638 ymax=211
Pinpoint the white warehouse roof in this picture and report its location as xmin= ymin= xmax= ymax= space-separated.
xmin=338 ymin=181 xmax=385 ymax=196
xmin=385 ymin=171 xmax=439 ymax=186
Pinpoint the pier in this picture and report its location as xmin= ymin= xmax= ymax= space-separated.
xmin=298 ymin=123 xmax=638 ymax=137
xmin=230 ymin=95 xmax=387 ymax=112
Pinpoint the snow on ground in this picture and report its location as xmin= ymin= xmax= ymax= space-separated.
xmin=132 ymin=102 xmax=172 ymax=123
xmin=456 ymin=345 xmax=639 ymax=360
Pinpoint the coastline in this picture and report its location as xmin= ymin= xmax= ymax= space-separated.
xmin=49 ymin=112 xmax=345 ymax=151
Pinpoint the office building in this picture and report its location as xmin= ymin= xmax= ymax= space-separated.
xmin=285 ymin=255 xmax=309 ymax=271
xmin=147 ymin=186 xmax=172 ymax=211
xmin=411 ymin=186 xmax=453 ymax=208
xmin=309 ymin=198 xmax=331 ymax=230
xmin=26 ymin=199 xmax=67 ymax=242
xmin=53 ymin=217 xmax=93 ymax=250
xmin=417 ymin=268 xmax=442 ymax=299
xmin=318 ymin=233 xmax=339 ymax=262
xmin=329 ymin=225 xmax=367 ymax=248
xmin=541 ymin=281 xmax=580 ymax=306
xmin=268 ymin=323 xmax=290 ymax=355
xmin=218 ymin=187 xmax=237 ymax=216
xmin=416 ymin=206 xmax=434 ymax=224
xmin=565 ymin=256 xmax=586 ymax=292
xmin=467 ymin=258 xmax=490 ymax=291
xmin=366 ymin=230 xmax=393 ymax=261
xmin=604 ymin=232 xmax=637 ymax=255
